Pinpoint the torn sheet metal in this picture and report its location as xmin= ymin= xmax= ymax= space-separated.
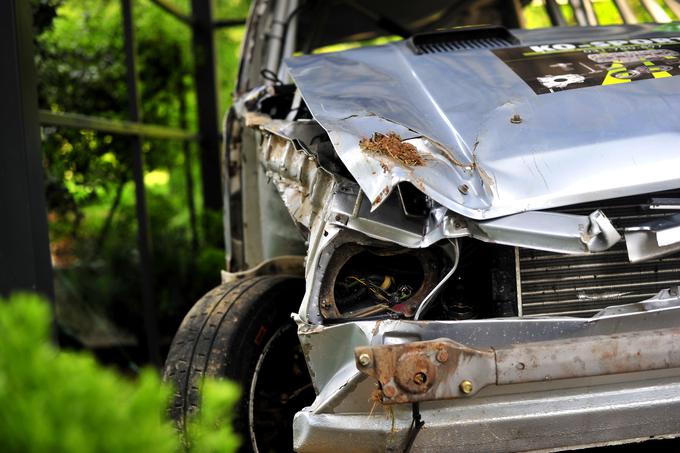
xmin=286 ymin=24 xmax=680 ymax=219
xmin=593 ymin=286 xmax=680 ymax=317
xmin=625 ymin=213 xmax=680 ymax=262
xmin=467 ymin=209 xmax=621 ymax=254
xmin=329 ymin=183 xmax=622 ymax=254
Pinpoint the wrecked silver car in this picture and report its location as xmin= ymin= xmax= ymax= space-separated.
xmin=164 ymin=1 xmax=680 ymax=451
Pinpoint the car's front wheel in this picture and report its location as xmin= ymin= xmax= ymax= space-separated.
xmin=163 ymin=276 xmax=314 ymax=452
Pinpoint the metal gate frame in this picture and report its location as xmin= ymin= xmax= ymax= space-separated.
xmin=1 ymin=0 xmax=245 ymax=365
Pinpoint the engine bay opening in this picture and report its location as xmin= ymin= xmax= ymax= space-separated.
xmin=334 ymin=250 xmax=425 ymax=315
xmin=319 ymin=244 xmax=444 ymax=320
xmin=316 ymin=236 xmax=524 ymax=323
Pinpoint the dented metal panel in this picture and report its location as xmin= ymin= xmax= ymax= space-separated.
xmin=286 ymin=24 xmax=680 ymax=219
xmin=294 ymin=379 xmax=680 ymax=452
xmin=625 ymin=213 xmax=680 ymax=261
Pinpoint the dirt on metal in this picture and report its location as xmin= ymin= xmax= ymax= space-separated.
xmin=360 ymin=132 xmax=424 ymax=167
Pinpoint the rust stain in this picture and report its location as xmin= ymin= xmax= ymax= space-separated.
xmin=371 ymin=320 xmax=382 ymax=337
xmin=373 ymin=186 xmax=390 ymax=205
xmin=360 ymin=132 xmax=424 ymax=167
xmin=355 ymin=339 xmax=492 ymax=404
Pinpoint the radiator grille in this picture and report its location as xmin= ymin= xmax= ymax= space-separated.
xmin=518 ymin=191 xmax=680 ymax=317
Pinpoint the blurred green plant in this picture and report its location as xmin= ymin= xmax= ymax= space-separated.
xmin=0 ymin=293 xmax=240 ymax=453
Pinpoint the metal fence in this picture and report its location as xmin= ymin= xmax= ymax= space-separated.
xmin=1 ymin=0 xmax=244 ymax=366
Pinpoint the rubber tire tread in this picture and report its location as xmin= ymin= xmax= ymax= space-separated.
xmin=162 ymin=275 xmax=304 ymax=435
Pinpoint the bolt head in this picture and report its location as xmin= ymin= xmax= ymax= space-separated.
xmin=510 ymin=114 xmax=522 ymax=124
xmin=435 ymin=349 xmax=449 ymax=363
xmin=413 ymin=372 xmax=428 ymax=385
xmin=459 ymin=379 xmax=473 ymax=394
xmin=358 ymin=353 xmax=371 ymax=367
xmin=458 ymin=184 xmax=470 ymax=195
xmin=383 ymin=385 xmax=397 ymax=398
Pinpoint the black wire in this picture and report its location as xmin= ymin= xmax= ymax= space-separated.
xmin=259 ymin=1 xmax=314 ymax=83
xmin=284 ymin=0 xmax=311 ymax=28
xmin=260 ymin=68 xmax=283 ymax=85
xmin=403 ymin=402 xmax=425 ymax=453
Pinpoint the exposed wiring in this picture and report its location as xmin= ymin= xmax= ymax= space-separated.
xmin=260 ymin=68 xmax=283 ymax=85
xmin=413 ymin=240 xmax=460 ymax=320
xmin=402 ymin=403 xmax=424 ymax=452
xmin=262 ymin=0 xmax=313 ymax=82
xmin=343 ymin=275 xmax=412 ymax=305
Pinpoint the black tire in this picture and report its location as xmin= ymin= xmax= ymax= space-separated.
xmin=163 ymin=276 xmax=314 ymax=452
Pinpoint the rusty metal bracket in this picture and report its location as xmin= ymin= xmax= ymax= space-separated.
xmin=355 ymin=339 xmax=495 ymax=403
xmin=355 ymin=328 xmax=680 ymax=404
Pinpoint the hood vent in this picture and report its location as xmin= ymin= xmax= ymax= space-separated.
xmin=409 ymin=25 xmax=519 ymax=54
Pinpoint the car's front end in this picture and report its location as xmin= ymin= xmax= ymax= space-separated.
xmin=226 ymin=2 xmax=680 ymax=450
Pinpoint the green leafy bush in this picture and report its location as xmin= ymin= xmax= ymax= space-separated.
xmin=0 ymin=294 xmax=239 ymax=453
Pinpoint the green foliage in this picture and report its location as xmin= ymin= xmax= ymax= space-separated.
xmin=0 ymin=294 xmax=240 ymax=453
xmin=185 ymin=381 xmax=241 ymax=453
xmin=523 ymin=0 xmax=680 ymax=29
xmin=522 ymin=3 xmax=552 ymax=29
xmin=33 ymin=0 xmax=248 ymax=354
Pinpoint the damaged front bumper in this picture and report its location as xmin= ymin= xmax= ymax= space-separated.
xmin=294 ymin=288 xmax=680 ymax=452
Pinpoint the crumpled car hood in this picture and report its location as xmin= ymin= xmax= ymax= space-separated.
xmin=286 ymin=25 xmax=680 ymax=220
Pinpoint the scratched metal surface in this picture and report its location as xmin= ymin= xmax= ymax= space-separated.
xmin=286 ymin=24 xmax=680 ymax=219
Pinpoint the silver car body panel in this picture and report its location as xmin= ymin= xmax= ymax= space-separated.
xmin=286 ymin=25 xmax=680 ymax=219
xmin=294 ymin=378 xmax=680 ymax=452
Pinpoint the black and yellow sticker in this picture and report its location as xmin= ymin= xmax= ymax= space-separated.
xmin=492 ymin=37 xmax=680 ymax=94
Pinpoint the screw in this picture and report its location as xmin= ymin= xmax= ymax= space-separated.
xmin=383 ymin=385 xmax=396 ymax=398
xmin=458 ymin=184 xmax=469 ymax=195
xmin=335 ymin=214 xmax=342 ymax=221
xmin=358 ymin=353 xmax=371 ymax=367
xmin=413 ymin=372 xmax=428 ymax=385
xmin=510 ymin=114 xmax=522 ymax=124
xmin=459 ymin=379 xmax=474 ymax=394
xmin=436 ymin=349 xmax=449 ymax=363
